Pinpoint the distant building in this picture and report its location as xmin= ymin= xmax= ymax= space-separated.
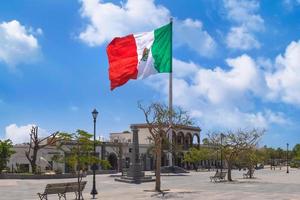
xmin=7 ymin=123 xmax=202 ymax=173
xmin=109 ymin=123 xmax=201 ymax=169
xmin=8 ymin=144 xmax=64 ymax=173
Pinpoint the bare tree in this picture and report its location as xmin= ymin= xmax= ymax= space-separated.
xmin=25 ymin=126 xmax=60 ymax=174
xmin=138 ymin=102 xmax=193 ymax=192
xmin=209 ymin=129 xmax=264 ymax=181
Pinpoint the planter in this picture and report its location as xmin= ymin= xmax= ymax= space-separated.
xmin=0 ymin=173 xmax=86 ymax=179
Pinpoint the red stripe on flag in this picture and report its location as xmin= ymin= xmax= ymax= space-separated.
xmin=106 ymin=34 xmax=138 ymax=90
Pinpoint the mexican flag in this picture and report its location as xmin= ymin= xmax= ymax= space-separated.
xmin=106 ymin=22 xmax=172 ymax=90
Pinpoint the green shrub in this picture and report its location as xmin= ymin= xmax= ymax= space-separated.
xmin=290 ymin=160 xmax=300 ymax=168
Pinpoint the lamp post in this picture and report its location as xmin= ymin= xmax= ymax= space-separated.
xmin=286 ymin=143 xmax=289 ymax=174
xmin=220 ymin=133 xmax=224 ymax=173
xmin=91 ymin=109 xmax=98 ymax=199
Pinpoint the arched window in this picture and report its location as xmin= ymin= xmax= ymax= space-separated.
xmin=184 ymin=133 xmax=193 ymax=150
xmin=177 ymin=132 xmax=184 ymax=145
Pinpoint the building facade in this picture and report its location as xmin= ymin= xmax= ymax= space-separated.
xmin=109 ymin=123 xmax=201 ymax=170
xmin=7 ymin=123 xmax=202 ymax=173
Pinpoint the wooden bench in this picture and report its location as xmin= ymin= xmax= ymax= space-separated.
xmin=37 ymin=181 xmax=87 ymax=200
xmin=210 ymin=171 xmax=220 ymax=182
xmin=66 ymin=182 xmax=87 ymax=200
xmin=210 ymin=171 xmax=227 ymax=182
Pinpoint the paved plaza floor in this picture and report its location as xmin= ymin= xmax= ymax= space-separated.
xmin=0 ymin=168 xmax=300 ymax=200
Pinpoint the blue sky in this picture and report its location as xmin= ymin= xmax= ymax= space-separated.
xmin=0 ymin=0 xmax=300 ymax=148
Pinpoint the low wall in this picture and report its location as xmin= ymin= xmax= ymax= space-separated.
xmin=0 ymin=173 xmax=84 ymax=179
xmin=0 ymin=170 xmax=118 ymax=179
xmin=87 ymin=170 xmax=118 ymax=175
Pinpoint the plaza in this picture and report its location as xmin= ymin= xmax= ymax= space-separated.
xmin=1 ymin=1 xmax=300 ymax=200
xmin=0 ymin=168 xmax=299 ymax=200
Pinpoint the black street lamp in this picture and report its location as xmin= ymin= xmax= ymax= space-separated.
xmin=286 ymin=143 xmax=289 ymax=174
xmin=91 ymin=109 xmax=98 ymax=199
xmin=220 ymin=133 xmax=225 ymax=173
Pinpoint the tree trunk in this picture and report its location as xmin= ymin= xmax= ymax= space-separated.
xmin=31 ymin=147 xmax=38 ymax=174
xmin=227 ymin=163 xmax=233 ymax=181
xmin=31 ymin=161 xmax=37 ymax=174
xmin=248 ymin=167 xmax=253 ymax=178
xmin=76 ymin=144 xmax=82 ymax=200
xmin=77 ymin=170 xmax=81 ymax=200
xmin=77 ymin=171 xmax=80 ymax=200
xmin=155 ymin=139 xmax=162 ymax=192
xmin=193 ymin=163 xmax=198 ymax=171
xmin=118 ymin=145 xmax=123 ymax=172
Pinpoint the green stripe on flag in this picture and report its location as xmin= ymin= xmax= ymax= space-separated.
xmin=151 ymin=22 xmax=172 ymax=73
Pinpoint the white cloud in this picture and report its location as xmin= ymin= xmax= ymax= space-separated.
xmin=0 ymin=20 xmax=41 ymax=67
xmin=256 ymin=57 xmax=273 ymax=72
xmin=266 ymin=40 xmax=300 ymax=105
xmin=78 ymin=0 xmax=216 ymax=57
xmin=79 ymin=0 xmax=170 ymax=46
xmin=146 ymin=55 xmax=286 ymax=130
xmin=193 ymin=54 xmax=265 ymax=105
xmin=174 ymin=18 xmax=217 ymax=57
xmin=224 ymin=0 xmax=264 ymax=50
xmin=173 ymin=58 xmax=199 ymax=78
xmin=283 ymin=0 xmax=300 ymax=9
xmin=226 ymin=26 xmax=260 ymax=50
xmin=4 ymin=124 xmax=48 ymax=144
xmin=197 ymin=108 xmax=285 ymax=130
xmin=224 ymin=0 xmax=264 ymax=31
xmin=264 ymin=110 xmax=288 ymax=125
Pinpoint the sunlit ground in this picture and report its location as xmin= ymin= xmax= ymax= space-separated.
xmin=0 ymin=167 xmax=299 ymax=200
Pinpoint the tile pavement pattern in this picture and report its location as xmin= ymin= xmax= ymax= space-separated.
xmin=0 ymin=168 xmax=300 ymax=200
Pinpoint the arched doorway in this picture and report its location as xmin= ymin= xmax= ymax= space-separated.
xmin=184 ymin=133 xmax=193 ymax=150
xmin=108 ymin=153 xmax=118 ymax=170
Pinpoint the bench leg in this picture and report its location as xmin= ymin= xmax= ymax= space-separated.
xmin=58 ymin=193 xmax=66 ymax=200
xmin=74 ymin=192 xmax=84 ymax=200
xmin=38 ymin=193 xmax=47 ymax=200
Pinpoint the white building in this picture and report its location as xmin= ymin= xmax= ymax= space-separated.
xmin=8 ymin=144 xmax=64 ymax=173
xmin=7 ymin=123 xmax=201 ymax=173
xmin=109 ymin=123 xmax=201 ymax=169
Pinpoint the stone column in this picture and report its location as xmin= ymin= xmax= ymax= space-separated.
xmin=127 ymin=125 xmax=145 ymax=183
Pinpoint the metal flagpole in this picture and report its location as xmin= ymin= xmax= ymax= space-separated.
xmin=168 ymin=18 xmax=173 ymax=167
